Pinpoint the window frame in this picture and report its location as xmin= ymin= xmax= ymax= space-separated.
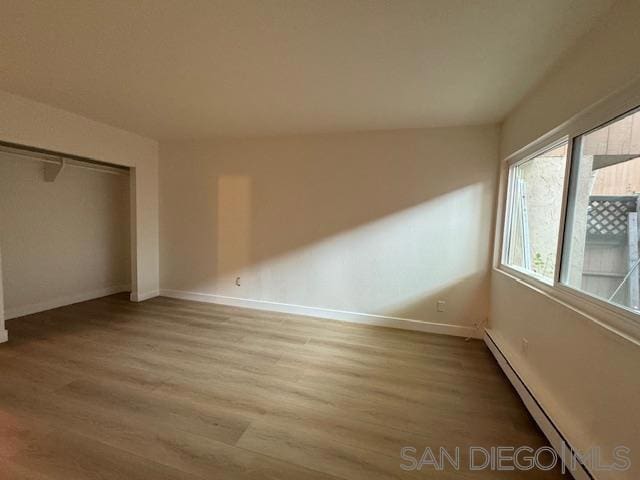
xmin=496 ymin=78 xmax=640 ymax=343
xmin=500 ymin=137 xmax=571 ymax=286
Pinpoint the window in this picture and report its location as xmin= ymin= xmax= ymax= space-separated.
xmin=562 ymin=107 xmax=640 ymax=313
xmin=503 ymin=142 xmax=568 ymax=282
xmin=499 ymin=94 xmax=640 ymax=336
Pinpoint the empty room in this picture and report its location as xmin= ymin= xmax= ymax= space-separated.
xmin=0 ymin=1 xmax=639 ymax=479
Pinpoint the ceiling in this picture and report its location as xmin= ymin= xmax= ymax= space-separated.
xmin=0 ymin=0 xmax=615 ymax=139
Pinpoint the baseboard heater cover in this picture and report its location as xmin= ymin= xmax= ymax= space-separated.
xmin=484 ymin=330 xmax=593 ymax=480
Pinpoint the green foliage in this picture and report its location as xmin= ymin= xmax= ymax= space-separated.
xmin=533 ymin=253 xmax=544 ymax=271
xmin=532 ymin=252 xmax=554 ymax=277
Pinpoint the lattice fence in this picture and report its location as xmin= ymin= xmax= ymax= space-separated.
xmin=587 ymin=196 xmax=638 ymax=239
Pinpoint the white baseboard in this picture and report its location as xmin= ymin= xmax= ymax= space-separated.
xmin=159 ymin=289 xmax=479 ymax=338
xmin=0 ymin=329 xmax=7 ymax=344
xmin=484 ymin=330 xmax=591 ymax=480
xmin=130 ymin=290 xmax=160 ymax=302
xmin=3 ymin=284 xmax=130 ymax=320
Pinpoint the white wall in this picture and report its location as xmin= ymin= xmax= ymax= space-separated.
xmin=0 ymin=90 xmax=159 ymax=322
xmin=493 ymin=0 xmax=640 ymax=478
xmin=160 ymin=126 xmax=499 ymax=336
xmin=0 ymin=152 xmax=130 ymax=318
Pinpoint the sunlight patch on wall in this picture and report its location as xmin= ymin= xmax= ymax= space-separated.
xmin=209 ymin=182 xmax=491 ymax=325
xmin=216 ymin=175 xmax=252 ymax=280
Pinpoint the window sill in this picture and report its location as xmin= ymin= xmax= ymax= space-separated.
xmin=494 ymin=265 xmax=640 ymax=347
xmin=500 ymin=264 xmax=554 ymax=287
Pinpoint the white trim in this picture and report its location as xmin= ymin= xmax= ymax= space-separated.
xmin=130 ymin=289 xmax=159 ymax=302
xmin=505 ymin=136 xmax=569 ymax=168
xmin=0 ymin=329 xmax=7 ymax=344
xmin=501 ymin=263 xmax=554 ymax=287
xmin=160 ymin=289 xmax=480 ymax=338
xmin=555 ymin=136 xmax=575 ymax=285
xmin=484 ymin=330 xmax=591 ymax=480
xmin=3 ymin=285 xmax=130 ymax=320
xmin=500 ymin=137 xmax=570 ymax=281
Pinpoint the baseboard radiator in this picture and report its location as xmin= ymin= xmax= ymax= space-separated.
xmin=484 ymin=330 xmax=593 ymax=480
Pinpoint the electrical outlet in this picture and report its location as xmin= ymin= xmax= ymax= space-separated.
xmin=521 ymin=338 xmax=529 ymax=355
xmin=436 ymin=300 xmax=446 ymax=313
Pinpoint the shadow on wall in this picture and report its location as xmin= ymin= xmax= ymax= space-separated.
xmin=161 ymin=128 xmax=497 ymax=326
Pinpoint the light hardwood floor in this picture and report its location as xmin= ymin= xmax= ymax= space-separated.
xmin=0 ymin=294 xmax=568 ymax=479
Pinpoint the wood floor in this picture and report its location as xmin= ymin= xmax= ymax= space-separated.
xmin=0 ymin=294 xmax=568 ymax=479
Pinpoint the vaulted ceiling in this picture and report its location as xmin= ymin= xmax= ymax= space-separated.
xmin=0 ymin=0 xmax=615 ymax=139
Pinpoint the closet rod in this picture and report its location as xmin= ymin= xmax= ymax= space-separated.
xmin=0 ymin=141 xmax=130 ymax=176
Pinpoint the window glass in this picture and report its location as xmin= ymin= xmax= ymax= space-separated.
xmin=562 ymin=108 xmax=640 ymax=311
xmin=503 ymin=142 xmax=568 ymax=281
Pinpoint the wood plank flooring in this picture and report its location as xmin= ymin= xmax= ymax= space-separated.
xmin=0 ymin=294 xmax=568 ymax=479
